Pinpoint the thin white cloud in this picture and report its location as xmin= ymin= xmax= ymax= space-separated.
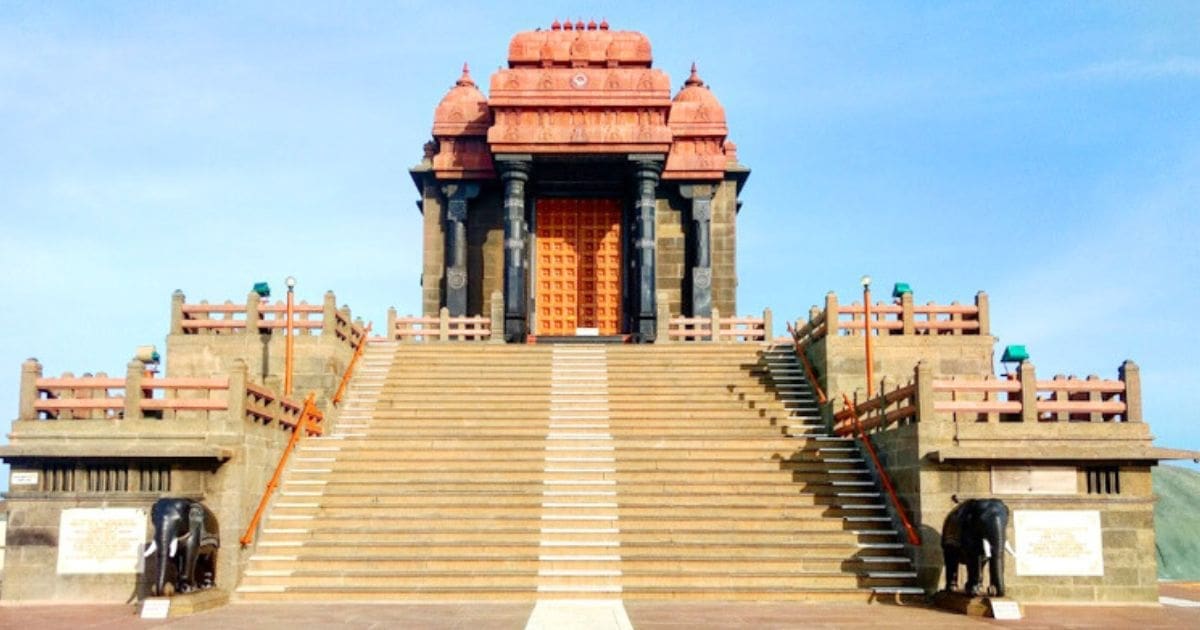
xmin=1072 ymin=56 xmax=1200 ymax=81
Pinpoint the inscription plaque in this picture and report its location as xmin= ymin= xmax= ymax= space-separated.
xmin=1014 ymin=510 xmax=1103 ymax=576
xmin=57 ymin=508 xmax=147 ymax=575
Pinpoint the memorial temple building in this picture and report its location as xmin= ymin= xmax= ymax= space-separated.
xmin=2 ymin=22 xmax=1196 ymax=614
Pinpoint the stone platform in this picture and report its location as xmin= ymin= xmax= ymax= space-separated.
xmin=2 ymin=587 xmax=1198 ymax=630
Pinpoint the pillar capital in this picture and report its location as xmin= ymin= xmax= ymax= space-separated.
xmin=678 ymin=183 xmax=716 ymax=201
xmin=496 ymin=155 xmax=533 ymax=182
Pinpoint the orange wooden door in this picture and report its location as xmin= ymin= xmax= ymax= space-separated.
xmin=535 ymin=199 xmax=622 ymax=335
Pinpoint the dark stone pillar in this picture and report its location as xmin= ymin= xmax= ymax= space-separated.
xmin=497 ymin=156 xmax=532 ymax=342
xmin=630 ymin=156 xmax=663 ymax=341
xmin=440 ymin=182 xmax=479 ymax=317
xmin=680 ymin=184 xmax=716 ymax=317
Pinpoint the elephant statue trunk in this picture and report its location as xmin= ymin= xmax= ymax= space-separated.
xmin=146 ymin=498 xmax=220 ymax=597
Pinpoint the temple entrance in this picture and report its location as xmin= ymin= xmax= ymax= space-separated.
xmin=534 ymin=198 xmax=623 ymax=336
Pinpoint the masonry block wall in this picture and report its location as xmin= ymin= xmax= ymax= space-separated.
xmin=812 ymin=335 xmax=995 ymax=410
xmin=166 ymin=335 xmax=352 ymax=410
xmin=2 ymin=395 xmax=293 ymax=601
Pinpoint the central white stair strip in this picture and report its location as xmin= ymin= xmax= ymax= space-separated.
xmin=538 ymin=345 xmax=622 ymax=596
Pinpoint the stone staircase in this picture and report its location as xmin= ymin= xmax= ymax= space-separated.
xmin=236 ymin=341 xmax=920 ymax=601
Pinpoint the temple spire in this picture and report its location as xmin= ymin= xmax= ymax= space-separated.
xmin=455 ymin=62 xmax=475 ymax=87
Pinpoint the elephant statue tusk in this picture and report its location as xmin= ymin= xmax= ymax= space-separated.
xmin=1005 ymin=542 xmax=1018 ymax=558
xmin=168 ymin=532 xmax=191 ymax=558
xmin=143 ymin=540 xmax=158 ymax=558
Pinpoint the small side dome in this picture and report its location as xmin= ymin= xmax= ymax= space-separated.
xmin=668 ymin=63 xmax=727 ymax=131
xmin=433 ymin=63 xmax=491 ymax=136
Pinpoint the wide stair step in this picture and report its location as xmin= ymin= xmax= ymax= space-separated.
xmin=236 ymin=341 xmax=921 ymax=602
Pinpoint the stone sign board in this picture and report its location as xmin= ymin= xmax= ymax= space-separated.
xmin=1014 ymin=510 xmax=1103 ymax=576
xmin=57 ymin=508 xmax=147 ymax=575
xmin=11 ymin=471 xmax=38 ymax=485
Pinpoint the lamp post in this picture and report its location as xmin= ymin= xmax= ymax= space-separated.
xmin=284 ymin=276 xmax=296 ymax=396
xmin=861 ymin=275 xmax=875 ymax=398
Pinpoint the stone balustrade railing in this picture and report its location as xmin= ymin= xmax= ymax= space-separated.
xmin=170 ymin=290 xmax=366 ymax=350
xmin=387 ymin=291 xmax=503 ymax=342
xmin=387 ymin=308 xmax=493 ymax=342
xmin=659 ymin=307 xmax=773 ymax=343
xmin=18 ymin=358 xmax=321 ymax=435
xmin=833 ymin=359 xmax=1141 ymax=435
xmin=793 ymin=291 xmax=989 ymax=345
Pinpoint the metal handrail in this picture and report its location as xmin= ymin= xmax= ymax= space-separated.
xmin=841 ymin=393 xmax=921 ymax=546
xmin=332 ymin=322 xmax=373 ymax=406
xmin=240 ymin=392 xmax=322 ymax=546
xmin=785 ymin=321 xmax=827 ymax=404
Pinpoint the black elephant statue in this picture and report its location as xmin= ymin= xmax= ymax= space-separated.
xmin=144 ymin=498 xmax=220 ymax=596
xmin=942 ymin=498 xmax=1009 ymax=597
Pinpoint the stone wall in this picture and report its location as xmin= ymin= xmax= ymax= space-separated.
xmin=2 ymin=357 xmax=326 ymax=602
xmin=656 ymin=195 xmax=685 ymax=318
xmin=813 ymin=335 xmax=995 ymax=410
xmin=710 ymin=177 xmax=738 ymax=316
xmin=467 ymin=186 xmax=505 ymax=318
xmin=421 ymin=180 xmax=446 ymax=317
xmin=834 ymin=358 xmax=1163 ymax=602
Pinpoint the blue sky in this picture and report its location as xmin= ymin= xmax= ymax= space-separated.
xmin=1 ymin=2 xmax=1197 ymax=474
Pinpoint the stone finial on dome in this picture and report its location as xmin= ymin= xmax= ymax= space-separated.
xmin=456 ymin=63 xmax=476 ymax=88
xmin=685 ymin=62 xmax=704 ymax=88
xmin=599 ymin=18 xmax=609 ymax=30
xmin=551 ymin=19 xmax=561 ymax=31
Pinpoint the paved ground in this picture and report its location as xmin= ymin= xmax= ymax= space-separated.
xmin=1 ymin=586 xmax=1198 ymax=630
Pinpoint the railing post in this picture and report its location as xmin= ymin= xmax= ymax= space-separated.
xmin=19 ymin=358 xmax=42 ymax=420
xmin=439 ymin=307 xmax=451 ymax=342
xmin=1018 ymin=361 xmax=1038 ymax=423
xmin=762 ymin=307 xmax=773 ymax=343
xmin=387 ymin=307 xmax=398 ymax=342
xmin=1119 ymin=360 xmax=1142 ymax=422
xmin=246 ymin=291 xmax=261 ymax=334
xmin=915 ymin=361 xmax=934 ymax=423
xmin=900 ymin=292 xmax=915 ymax=335
xmin=322 ymin=291 xmax=338 ymax=337
xmin=170 ymin=290 xmax=185 ymax=335
xmin=949 ymin=300 xmax=962 ymax=336
xmin=1084 ymin=374 xmax=1101 ymax=422
xmin=656 ymin=292 xmax=670 ymax=343
xmin=124 ymin=360 xmax=144 ymax=421
xmin=808 ymin=306 xmax=820 ymax=327
xmin=975 ymin=291 xmax=990 ymax=336
xmin=226 ymin=359 xmax=248 ymax=432
xmin=825 ymin=292 xmax=839 ymax=336
xmin=89 ymin=372 xmax=106 ymax=420
xmin=489 ymin=291 xmax=505 ymax=344
xmin=710 ymin=306 xmax=721 ymax=342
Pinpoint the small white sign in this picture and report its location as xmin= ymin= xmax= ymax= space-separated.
xmin=11 ymin=471 xmax=39 ymax=485
xmin=56 ymin=508 xmax=148 ymax=575
xmin=1014 ymin=510 xmax=1104 ymax=576
xmin=990 ymin=600 xmax=1022 ymax=620
xmin=141 ymin=598 xmax=171 ymax=619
